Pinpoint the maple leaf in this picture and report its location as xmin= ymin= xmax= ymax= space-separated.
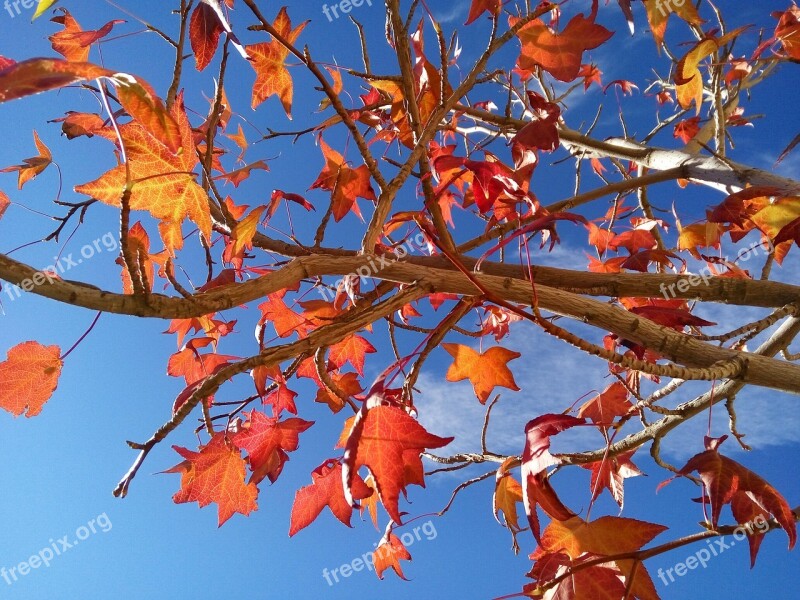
xmin=0 ymin=190 xmax=9 ymax=220
xmin=231 ymin=410 xmax=313 ymax=484
xmin=257 ymin=292 xmax=310 ymax=339
xmin=676 ymin=28 xmax=746 ymax=112
xmin=521 ymin=414 xmax=585 ymax=541
xmin=51 ymin=111 xmax=105 ymax=139
xmin=578 ymin=382 xmax=633 ymax=428
xmin=167 ymin=432 xmax=259 ymax=526
xmin=118 ymin=221 xmax=154 ymax=294
xmin=442 ymin=343 xmax=521 ymax=403
xmin=289 ymin=459 xmax=373 ymax=536
xmin=643 ymin=0 xmax=704 ymax=47
xmin=189 ymin=2 xmax=224 ymax=71
xmin=167 ymin=338 xmax=238 ymax=385
xmin=581 ymin=450 xmax=643 ymax=508
xmin=48 ymin=8 xmax=124 ymax=63
xmin=247 ymin=7 xmax=308 ymax=118
xmin=328 ymin=334 xmax=377 ymax=376
xmin=775 ymin=6 xmax=800 ymax=60
xmin=465 ymin=0 xmax=501 ymax=25
xmin=373 ymin=533 xmax=412 ymax=580
xmin=533 ymin=515 xmax=667 ymax=600
xmin=511 ymin=91 xmax=561 ymax=152
xmin=0 ymin=130 xmax=52 ymax=189
xmin=774 ymin=216 xmax=800 ymax=248
xmin=75 ymin=93 xmax=211 ymax=253
xmin=669 ymin=435 xmax=797 ymax=549
xmin=674 ymin=116 xmax=701 ymax=143
xmin=342 ymin=403 xmax=453 ymax=524
xmin=309 ymin=137 xmax=376 ymax=221
xmin=494 ymin=457 xmax=525 ymax=551
xmin=514 ymin=7 xmax=613 ymax=82
xmin=0 ymin=341 xmax=62 ymax=417
xmin=315 ymin=371 xmax=362 ymax=413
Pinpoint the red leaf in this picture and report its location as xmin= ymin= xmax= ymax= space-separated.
xmin=189 ymin=2 xmax=224 ymax=71
xmin=289 ymin=459 xmax=373 ymax=536
xmin=342 ymin=403 xmax=452 ymax=524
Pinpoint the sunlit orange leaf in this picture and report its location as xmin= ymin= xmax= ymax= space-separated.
xmin=119 ymin=221 xmax=154 ymax=294
xmin=514 ymin=9 xmax=613 ymax=82
xmin=373 ymin=533 xmax=412 ymax=580
xmin=167 ymin=432 xmax=259 ymax=526
xmin=315 ymin=371 xmax=362 ymax=413
xmin=342 ymin=404 xmax=453 ymax=524
xmin=48 ymin=8 xmax=124 ymax=62
xmin=676 ymin=28 xmax=746 ymax=112
xmin=494 ymin=457 xmax=524 ymax=546
xmin=231 ymin=410 xmax=314 ymax=485
xmin=75 ymin=93 xmax=211 ymax=253
xmin=51 ymin=111 xmax=105 ymax=139
xmin=0 ymin=341 xmax=62 ymax=417
xmin=578 ymin=382 xmax=633 ymax=427
xmin=289 ymin=459 xmax=372 ymax=536
xmin=0 ymin=130 xmax=52 ymax=189
xmin=310 ymin=137 xmax=376 ymax=221
xmin=247 ymin=7 xmax=308 ymax=117
xmin=643 ymin=0 xmax=704 ymax=47
xmin=0 ymin=190 xmax=9 ymax=220
xmin=328 ymin=335 xmax=376 ymax=376
xmin=581 ymin=450 xmax=642 ymax=508
xmin=442 ymin=343 xmax=520 ymax=403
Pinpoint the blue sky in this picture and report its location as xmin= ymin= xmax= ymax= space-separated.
xmin=0 ymin=1 xmax=798 ymax=599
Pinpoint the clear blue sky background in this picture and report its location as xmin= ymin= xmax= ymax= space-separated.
xmin=0 ymin=1 xmax=798 ymax=599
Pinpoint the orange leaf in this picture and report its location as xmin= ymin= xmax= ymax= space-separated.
xmin=0 ymin=130 xmax=52 ymax=189
xmin=310 ymin=137 xmax=376 ymax=221
xmin=328 ymin=334 xmax=376 ymax=376
xmin=166 ymin=432 xmax=259 ymax=526
xmin=643 ymin=0 xmax=704 ymax=47
xmin=75 ymin=93 xmax=210 ymax=253
xmin=373 ymin=533 xmax=412 ymax=580
xmin=580 ymin=450 xmax=642 ymax=508
xmin=514 ymin=9 xmax=613 ymax=82
xmin=247 ymin=7 xmax=308 ymax=118
xmin=442 ymin=343 xmax=521 ymax=403
xmin=289 ymin=459 xmax=372 ymax=536
xmin=0 ymin=341 xmax=62 ymax=418
xmin=342 ymin=404 xmax=453 ymax=524
xmin=48 ymin=8 xmax=124 ymax=63
xmin=578 ymin=382 xmax=633 ymax=427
